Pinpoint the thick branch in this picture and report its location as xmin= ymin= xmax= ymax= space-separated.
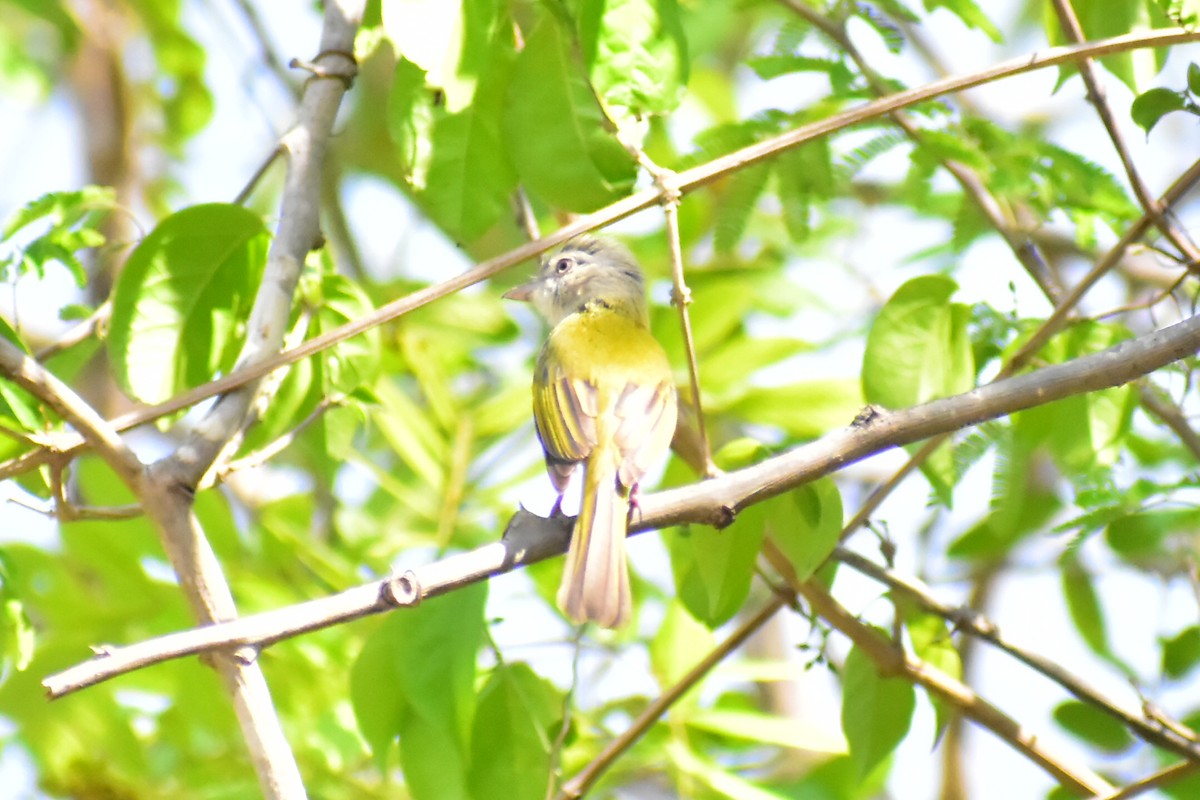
xmin=159 ymin=7 xmax=361 ymax=488
xmin=45 ymin=309 xmax=1200 ymax=694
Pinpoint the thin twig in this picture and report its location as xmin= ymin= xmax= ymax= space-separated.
xmin=233 ymin=145 xmax=286 ymax=206
xmin=1050 ymin=0 xmax=1200 ymax=268
xmin=7 ymin=493 xmax=143 ymax=521
xmin=557 ymin=595 xmax=788 ymax=799
xmin=33 ymin=302 xmax=111 ymax=362
xmin=761 ymin=541 xmax=1115 ymax=796
xmin=1093 ymin=760 xmax=1200 ymax=800
xmin=1137 ymin=383 xmax=1200 ymax=461
xmin=515 ymin=188 xmax=541 ymax=241
xmin=0 ymin=337 xmax=142 ymax=487
xmin=1006 ymin=157 xmax=1200 ymax=372
xmin=545 ymin=625 xmax=584 ymax=800
xmin=834 ymin=547 xmax=1200 ymax=762
xmin=781 ymin=0 xmax=1068 ymax=303
xmin=662 ymin=195 xmax=716 ymax=477
xmin=214 ymin=395 xmax=343 ymax=483
xmin=2 ymin=27 xmax=1196 ymax=484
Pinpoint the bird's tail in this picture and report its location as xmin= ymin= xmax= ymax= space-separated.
xmin=557 ymin=453 xmax=631 ymax=629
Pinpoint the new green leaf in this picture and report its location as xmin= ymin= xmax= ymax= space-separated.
xmin=842 ymin=640 xmax=915 ymax=780
xmin=108 ymin=204 xmax=269 ymax=404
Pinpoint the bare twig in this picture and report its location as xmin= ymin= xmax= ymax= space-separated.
xmin=0 ymin=337 xmax=142 ymax=487
xmin=7 ymin=493 xmax=143 ymax=521
xmin=33 ymin=302 xmax=111 ymax=362
xmin=214 ymin=395 xmax=344 ymax=483
xmin=3 ymin=28 xmax=1196 ymax=486
xmin=1050 ymin=0 xmax=1200 ymax=268
xmin=1007 ymin=157 xmax=1200 ymax=372
xmin=662 ymin=191 xmax=716 ymax=477
xmin=557 ymin=596 xmax=788 ymax=799
xmin=834 ymin=547 xmax=1200 ymax=762
xmin=1093 ymin=760 xmax=1200 ymax=800
xmin=1137 ymin=383 xmax=1200 ymax=461
xmin=761 ymin=541 xmax=1115 ymax=796
xmin=233 ymin=145 xmax=286 ymax=206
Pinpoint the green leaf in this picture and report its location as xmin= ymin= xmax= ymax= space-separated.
xmin=714 ymin=163 xmax=770 ymax=253
xmin=841 ymin=640 xmax=915 ymax=780
xmin=241 ymin=271 xmax=380 ymax=457
xmin=669 ymin=439 xmax=769 ymax=627
xmin=383 ymin=0 xmax=476 ymax=110
xmin=0 ymin=186 xmax=115 ymax=286
xmin=128 ymin=1 xmax=214 ymax=144
xmin=400 ymin=712 xmax=472 ymax=800
xmin=466 ymin=662 xmax=561 ymax=800
xmin=579 ymin=0 xmax=689 ymax=126
xmin=701 ymin=336 xmax=810 ymax=395
xmin=1131 ymin=87 xmax=1188 ymax=134
xmin=1052 ymin=700 xmax=1134 ymax=752
xmin=667 ymin=739 xmax=791 ymax=800
xmin=1157 ymin=0 xmax=1200 ymax=27
xmin=768 ymin=476 xmax=843 ymax=582
xmin=503 ymin=12 xmax=636 ymax=211
xmin=1060 ymin=556 xmax=1133 ymax=677
xmin=862 ymin=274 xmax=974 ymax=410
xmin=0 ymin=317 xmax=47 ymax=463
xmin=687 ymin=708 xmax=847 ymax=753
xmin=650 ymin=599 xmax=715 ymax=689
xmin=1104 ymin=508 xmax=1200 ymax=563
xmin=776 ymin=140 xmax=834 ymax=242
xmin=0 ymin=551 xmax=34 ymax=672
xmin=901 ymin=608 xmax=962 ymax=740
xmin=350 ymin=583 xmax=487 ymax=772
xmin=387 ymin=14 xmax=519 ymax=241
xmin=923 ymin=0 xmax=1002 ymax=42
xmin=1189 ymin=62 xmax=1200 ymax=94
xmin=107 ymin=204 xmax=269 ymax=404
xmin=1162 ymin=626 xmax=1200 ymax=679
xmin=1012 ymin=322 xmax=1136 ymax=473
xmin=724 ymin=379 xmax=864 ymax=440
xmin=1044 ymin=0 xmax=1172 ymax=93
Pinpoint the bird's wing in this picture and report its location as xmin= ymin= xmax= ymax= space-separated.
xmin=613 ymin=379 xmax=677 ymax=491
xmin=533 ymin=350 xmax=598 ymax=491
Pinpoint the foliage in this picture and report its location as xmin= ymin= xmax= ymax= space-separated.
xmin=0 ymin=0 xmax=1198 ymax=799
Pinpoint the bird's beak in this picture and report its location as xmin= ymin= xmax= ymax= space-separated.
xmin=503 ymin=281 xmax=536 ymax=302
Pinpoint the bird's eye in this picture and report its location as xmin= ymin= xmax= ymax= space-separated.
xmin=555 ymin=257 xmax=573 ymax=274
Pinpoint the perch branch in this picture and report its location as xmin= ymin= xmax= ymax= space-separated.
xmin=44 ymin=307 xmax=1200 ymax=695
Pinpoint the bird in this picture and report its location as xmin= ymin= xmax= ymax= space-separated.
xmin=504 ymin=235 xmax=677 ymax=628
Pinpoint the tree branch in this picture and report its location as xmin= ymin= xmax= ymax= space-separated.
xmin=834 ymin=547 xmax=1200 ymax=762
xmin=2 ymin=27 xmax=1197 ymax=485
xmin=783 ymin=561 xmax=1115 ymax=796
xmin=557 ymin=596 xmax=789 ymax=799
xmin=44 ymin=308 xmax=1200 ymax=694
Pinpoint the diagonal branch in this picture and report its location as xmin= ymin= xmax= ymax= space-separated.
xmin=777 ymin=549 xmax=1115 ymax=796
xmin=834 ymin=547 xmax=1200 ymax=761
xmin=1050 ymin=0 xmax=1200 ymax=268
xmin=44 ymin=307 xmax=1200 ymax=695
xmin=2 ymin=28 xmax=1197 ymax=485
xmin=557 ymin=596 xmax=789 ymax=799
